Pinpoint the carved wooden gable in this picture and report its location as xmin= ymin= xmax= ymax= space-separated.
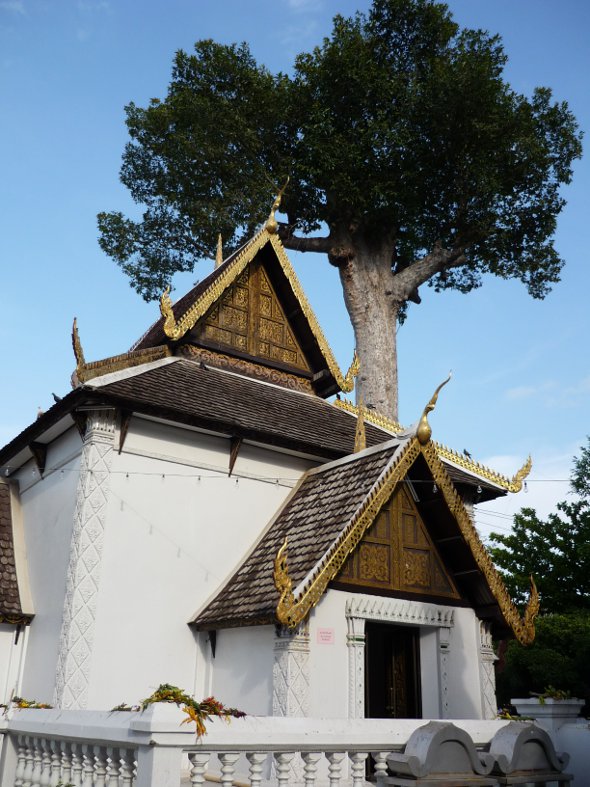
xmin=191 ymin=260 xmax=311 ymax=374
xmin=335 ymin=485 xmax=460 ymax=600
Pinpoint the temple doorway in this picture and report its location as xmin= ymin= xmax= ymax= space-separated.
xmin=364 ymin=622 xmax=422 ymax=719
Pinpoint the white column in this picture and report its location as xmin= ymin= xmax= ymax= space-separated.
xmin=479 ymin=621 xmax=498 ymax=719
xmin=346 ymin=616 xmax=365 ymax=719
xmin=53 ymin=409 xmax=117 ymax=709
xmin=272 ymin=623 xmax=310 ymax=717
xmin=437 ymin=626 xmax=451 ymax=718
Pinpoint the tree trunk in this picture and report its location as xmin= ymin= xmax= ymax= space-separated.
xmin=334 ymin=241 xmax=400 ymax=422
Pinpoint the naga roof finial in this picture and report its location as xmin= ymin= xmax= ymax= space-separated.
xmin=354 ymin=398 xmax=367 ymax=453
xmin=416 ymin=372 xmax=452 ymax=445
xmin=265 ymin=177 xmax=290 ymax=235
xmin=72 ymin=317 xmax=86 ymax=370
xmin=215 ymin=233 xmax=223 ymax=268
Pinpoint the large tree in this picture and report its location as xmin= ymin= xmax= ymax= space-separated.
xmin=98 ymin=0 xmax=581 ymax=420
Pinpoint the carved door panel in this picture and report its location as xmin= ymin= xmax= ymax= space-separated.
xmin=364 ymin=622 xmax=422 ymax=719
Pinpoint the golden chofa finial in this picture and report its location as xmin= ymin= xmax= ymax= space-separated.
xmin=354 ymin=398 xmax=367 ymax=453
xmin=71 ymin=317 xmax=86 ymax=369
xmin=265 ymin=177 xmax=290 ymax=234
xmin=416 ymin=372 xmax=452 ymax=445
xmin=215 ymin=233 xmax=223 ymax=269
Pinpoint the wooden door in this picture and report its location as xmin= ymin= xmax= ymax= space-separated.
xmin=364 ymin=622 xmax=422 ymax=719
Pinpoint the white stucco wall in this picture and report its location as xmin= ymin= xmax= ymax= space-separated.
xmin=210 ymin=626 xmax=274 ymax=716
xmin=85 ymin=417 xmax=313 ymax=708
xmin=0 ymin=625 xmax=28 ymax=704
xmin=14 ymin=428 xmax=81 ymax=702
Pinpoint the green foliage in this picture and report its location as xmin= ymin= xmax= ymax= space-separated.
xmin=98 ymin=0 xmax=581 ymax=303
xmin=489 ymin=439 xmax=590 ymax=613
xmin=496 ymin=613 xmax=590 ymax=708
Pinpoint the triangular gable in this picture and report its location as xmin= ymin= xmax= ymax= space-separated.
xmin=274 ymin=437 xmax=538 ymax=645
xmin=190 ymin=260 xmax=311 ymax=374
xmin=335 ymin=484 xmax=460 ymax=601
xmin=193 ymin=432 xmax=538 ymax=645
xmin=135 ymin=229 xmax=358 ymax=397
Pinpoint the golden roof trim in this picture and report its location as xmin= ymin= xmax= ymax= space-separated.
xmin=436 ymin=444 xmax=532 ymax=493
xmin=75 ymin=345 xmax=171 ymax=384
xmin=332 ymin=399 xmax=531 ymax=493
xmin=421 ymin=440 xmax=538 ymax=645
xmin=274 ymin=437 xmax=538 ymax=644
xmin=159 ymin=228 xmax=358 ymax=393
xmin=274 ymin=438 xmax=421 ymax=628
xmin=334 ymin=398 xmax=403 ymax=432
xmin=353 ymin=399 xmax=366 ymax=453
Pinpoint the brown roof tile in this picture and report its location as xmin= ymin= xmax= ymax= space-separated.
xmin=193 ymin=443 xmax=400 ymax=628
xmin=0 ymin=482 xmax=26 ymax=620
xmin=94 ymin=359 xmax=387 ymax=459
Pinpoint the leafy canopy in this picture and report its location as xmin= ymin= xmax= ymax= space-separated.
xmin=489 ymin=439 xmax=590 ymax=614
xmin=98 ymin=0 xmax=582 ymax=302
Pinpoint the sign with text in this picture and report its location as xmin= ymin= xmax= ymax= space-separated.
xmin=316 ymin=628 xmax=335 ymax=645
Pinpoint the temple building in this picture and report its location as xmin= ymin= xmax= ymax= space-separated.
xmin=0 ymin=205 xmax=537 ymax=721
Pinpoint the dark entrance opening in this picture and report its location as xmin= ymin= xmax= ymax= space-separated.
xmin=365 ymin=622 xmax=422 ymax=719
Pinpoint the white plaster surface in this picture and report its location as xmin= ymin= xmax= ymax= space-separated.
xmin=86 ymin=418 xmax=310 ymax=708
xmin=211 ymin=626 xmax=274 ymax=716
xmin=0 ymin=625 xmax=27 ymax=704
xmin=15 ymin=430 xmax=81 ymax=703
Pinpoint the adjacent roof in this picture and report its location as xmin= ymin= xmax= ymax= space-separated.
xmin=0 ymin=357 xmax=523 ymax=506
xmin=0 ymin=481 xmax=33 ymax=625
xmin=192 ymin=436 xmax=539 ymax=646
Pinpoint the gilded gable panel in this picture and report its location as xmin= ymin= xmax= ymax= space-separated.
xmin=193 ymin=261 xmax=311 ymax=373
xmin=335 ymin=486 xmax=459 ymax=600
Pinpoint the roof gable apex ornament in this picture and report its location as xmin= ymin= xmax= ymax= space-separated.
xmin=265 ymin=176 xmax=290 ymax=235
xmin=215 ymin=233 xmax=223 ymax=269
xmin=416 ymin=372 xmax=452 ymax=445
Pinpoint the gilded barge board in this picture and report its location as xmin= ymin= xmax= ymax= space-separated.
xmin=333 ymin=399 xmax=531 ymax=493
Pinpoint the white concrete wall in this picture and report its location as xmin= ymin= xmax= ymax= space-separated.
xmin=210 ymin=626 xmax=274 ymax=716
xmin=86 ymin=417 xmax=312 ymax=708
xmin=0 ymin=625 xmax=28 ymax=704
xmin=14 ymin=428 xmax=82 ymax=702
xmin=445 ymin=607 xmax=484 ymax=719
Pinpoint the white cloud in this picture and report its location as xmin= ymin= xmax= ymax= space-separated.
xmin=0 ymin=0 xmax=25 ymax=14
xmin=287 ymin=0 xmax=320 ymax=10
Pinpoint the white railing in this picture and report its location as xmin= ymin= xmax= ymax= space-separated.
xmin=0 ymin=704 xmax=567 ymax=787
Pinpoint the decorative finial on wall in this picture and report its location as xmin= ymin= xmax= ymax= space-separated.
xmin=265 ymin=177 xmax=290 ymax=234
xmin=215 ymin=233 xmax=223 ymax=268
xmin=416 ymin=372 xmax=452 ymax=445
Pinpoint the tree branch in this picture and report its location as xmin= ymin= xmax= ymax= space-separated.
xmin=277 ymin=223 xmax=332 ymax=254
xmin=393 ymin=244 xmax=466 ymax=300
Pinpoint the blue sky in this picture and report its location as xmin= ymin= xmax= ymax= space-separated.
xmin=1 ymin=0 xmax=588 ymax=538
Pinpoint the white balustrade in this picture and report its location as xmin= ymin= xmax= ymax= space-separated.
xmin=3 ymin=705 xmax=563 ymax=787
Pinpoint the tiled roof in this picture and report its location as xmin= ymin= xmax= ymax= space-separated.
xmin=92 ymin=359 xmax=387 ymax=460
xmin=193 ymin=443 xmax=400 ymax=629
xmin=0 ymin=482 xmax=29 ymax=622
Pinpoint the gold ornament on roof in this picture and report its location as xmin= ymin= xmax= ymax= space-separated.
xmin=509 ymin=455 xmax=533 ymax=493
xmin=160 ymin=286 xmax=181 ymax=340
xmin=215 ymin=234 xmax=224 ymax=269
xmin=353 ymin=398 xmax=366 ymax=453
xmin=265 ymin=177 xmax=290 ymax=235
xmin=416 ymin=372 xmax=452 ymax=445
xmin=340 ymin=350 xmax=360 ymax=393
xmin=72 ymin=318 xmax=86 ymax=371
